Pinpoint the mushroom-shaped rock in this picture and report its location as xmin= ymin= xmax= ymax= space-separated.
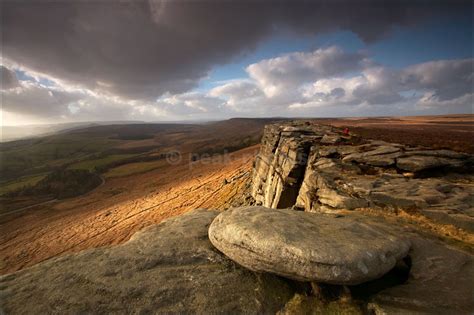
xmin=208 ymin=206 xmax=411 ymax=285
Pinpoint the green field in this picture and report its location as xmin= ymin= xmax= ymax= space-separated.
xmin=104 ymin=160 xmax=166 ymax=178
xmin=1 ymin=133 xmax=121 ymax=181
xmin=0 ymin=174 xmax=46 ymax=195
xmin=68 ymin=154 xmax=136 ymax=171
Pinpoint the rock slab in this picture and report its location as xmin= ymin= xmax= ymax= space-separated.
xmin=209 ymin=206 xmax=411 ymax=285
xmin=0 ymin=209 xmax=295 ymax=315
xmin=369 ymin=238 xmax=474 ymax=314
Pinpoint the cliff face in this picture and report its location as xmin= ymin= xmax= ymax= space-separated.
xmin=251 ymin=121 xmax=474 ymax=232
xmin=251 ymin=124 xmax=315 ymax=208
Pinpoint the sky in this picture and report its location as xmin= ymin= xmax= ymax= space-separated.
xmin=1 ymin=0 xmax=473 ymax=126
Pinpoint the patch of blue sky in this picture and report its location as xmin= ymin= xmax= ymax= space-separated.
xmin=15 ymin=69 xmax=36 ymax=82
xmin=38 ymin=77 xmax=57 ymax=87
xmin=14 ymin=69 xmax=57 ymax=87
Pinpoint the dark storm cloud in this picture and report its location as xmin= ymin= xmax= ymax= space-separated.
xmin=401 ymin=59 xmax=474 ymax=101
xmin=1 ymin=66 xmax=19 ymax=90
xmin=2 ymin=0 xmax=469 ymax=101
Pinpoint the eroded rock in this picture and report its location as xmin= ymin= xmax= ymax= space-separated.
xmin=252 ymin=121 xmax=474 ymax=231
xmin=0 ymin=209 xmax=295 ymax=314
xmin=251 ymin=124 xmax=315 ymax=208
xmin=209 ymin=206 xmax=411 ymax=285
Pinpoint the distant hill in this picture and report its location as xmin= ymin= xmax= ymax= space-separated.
xmin=0 ymin=121 xmax=146 ymax=142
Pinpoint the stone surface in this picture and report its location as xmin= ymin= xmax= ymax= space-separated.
xmin=320 ymin=134 xmax=341 ymax=144
xmin=251 ymin=124 xmax=315 ymax=208
xmin=396 ymin=155 xmax=465 ymax=172
xmin=368 ymin=238 xmax=474 ymax=314
xmin=0 ymin=209 xmax=295 ymax=314
xmin=209 ymin=206 xmax=411 ymax=285
xmin=251 ymin=121 xmax=474 ymax=232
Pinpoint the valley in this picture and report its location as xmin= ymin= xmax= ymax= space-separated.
xmin=0 ymin=118 xmax=274 ymax=274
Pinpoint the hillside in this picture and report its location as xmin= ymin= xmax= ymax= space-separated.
xmin=0 ymin=118 xmax=281 ymax=212
xmin=1 ymin=118 xmax=287 ymax=273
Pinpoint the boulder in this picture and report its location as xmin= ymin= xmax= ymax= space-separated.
xmin=0 ymin=209 xmax=295 ymax=314
xmin=368 ymin=238 xmax=474 ymax=314
xmin=317 ymin=187 xmax=368 ymax=210
xmin=320 ymin=134 xmax=341 ymax=144
xmin=209 ymin=206 xmax=411 ymax=285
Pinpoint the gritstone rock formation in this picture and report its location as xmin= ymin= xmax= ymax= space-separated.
xmin=209 ymin=206 xmax=411 ymax=285
xmin=251 ymin=121 xmax=474 ymax=232
xmin=248 ymin=120 xmax=474 ymax=314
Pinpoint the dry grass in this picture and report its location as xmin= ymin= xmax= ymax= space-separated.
xmin=278 ymin=293 xmax=362 ymax=315
xmin=0 ymin=146 xmax=258 ymax=274
xmin=356 ymin=207 xmax=474 ymax=252
xmin=315 ymin=114 xmax=474 ymax=153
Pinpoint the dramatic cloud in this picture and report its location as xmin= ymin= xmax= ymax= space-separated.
xmin=416 ymin=92 xmax=473 ymax=110
xmin=2 ymin=49 xmax=472 ymax=125
xmin=210 ymin=80 xmax=264 ymax=112
xmin=247 ymin=47 xmax=367 ymax=97
xmin=156 ymin=92 xmax=227 ymax=118
xmin=1 ymin=1 xmax=471 ymax=124
xmin=1 ymin=66 xmax=20 ymax=90
xmin=288 ymin=58 xmax=473 ymax=112
xmin=401 ymin=59 xmax=474 ymax=101
xmin=2 ymin=1 xmax=465 ymax=102
xmin=1 ymin=81 xmax=82 ymax=117
xmin=0 ymin=66 xmax=165 ymax=122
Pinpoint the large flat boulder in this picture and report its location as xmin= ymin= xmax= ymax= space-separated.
xmin=209 ymin=206 xmax=411 ymax=285
xmin=0 ymin=209 xmax=295 ymax=314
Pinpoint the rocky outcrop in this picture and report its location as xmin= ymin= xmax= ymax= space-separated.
xmin=251 ymin=121 xmax=474 ymax=232
xmin=0 ymin=209 xmax=295 ymax=314
xmin=247 ymin=121 xmax=474 ymax=314
xmin=251 ymin=124 xmax=317 ymax=208
xmin=209 ymin=206 xmax=411 ymax=285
